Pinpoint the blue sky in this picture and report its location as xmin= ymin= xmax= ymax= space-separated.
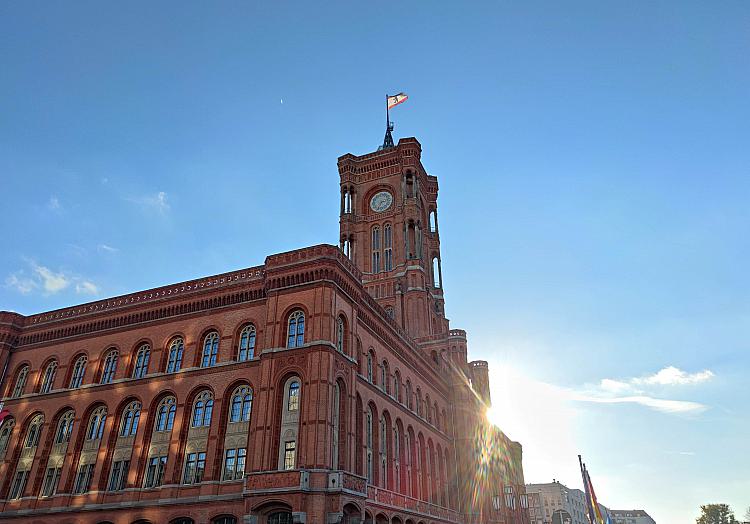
xmin=1 ymin=2 xmax=748 ymax=522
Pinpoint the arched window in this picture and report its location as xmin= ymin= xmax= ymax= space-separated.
xmin=268 ymin=513 xmax=293 ymax=524
xmin=286 ymin=310 xmax=305 ymax=348
xmin=40 ymin=360 xmax=57 ymax=393
xmin=11 ymin=365 xmax=29 ymax=398
xmin=230 ymin=386 xmax=253 ymax=423
xmin=336 ymin=316 xmax=345 ymax=353
xmin=120 ymin=401 xmax=141 ymax=437
xmin=211 ymin=517 xmax=237 ymax=524
xmin=406 ymin=380 xmax=413 ymax=410
xmin=132 ymin=344 xmax=150 ymax=379
xmin=429 ymin=209 xmax=438 ymax=233
xmin=278 ymin=377 xmax=301 ymax=471
xmin=170 ymin=518 xmax=194 ymax=524
xmin=380 ymin=361 xmax=388 ymax=393
xmin=25 ymin=415 xmax=44 ymax=448
xmin=385 ymin=306 xmax=395 ymax=320
xmin=416 ymin=388 xmax=423 ymax=417
xmin=100 ymin=350 xmax=118 ymax=384
xmin=372 ymin=226 xmax=381 ymax=273
xmin=366 ymin=407 xmax=374 ymax=483
xmin=238 ymin=324 xmax=256 ymax=361
xmin=201 ymin=332 xmax=219 ymax=367
xmin=367 ymin=351 xmax=374 ymax=383
xmin=331 ymin=382 xmax=341 ymax=469
xmin=192 ymin=391 xmax=214 ymax=427
xmin=54 ymin=411 xmax=74 ymax=444
xmin=379 ymin=415 xmax=387 ymax=488
xmin=155 ymin=397 xmax=176 ymax=432
xmin=384 ymin=223 xmax=393 ymax=271
xmin=68 ymin=356 xmax=87 ymax=389
xmin=432 ymin=256 xmax=441 ymax=288
xmin=394 ymin=424 xmax=401 ymax=492
xmin=86 ymin=407 xmax=107 ymax=440
xmin=0 ymin=418 xmax=14 ymax=453
xmin=426 ymin=395 xmax=432 ymax=423
xmin=287 ymin=381 xmax=300 ymax=411
xmin=394 ymin=371 xmax=401 ymax=402
xmin=166 ymin=337 xmax=184 ymax=373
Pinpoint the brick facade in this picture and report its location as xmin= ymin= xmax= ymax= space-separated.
xmin=0 ymin=138 xmax=529 ymax=524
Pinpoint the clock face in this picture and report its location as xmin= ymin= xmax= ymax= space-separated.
xmin=370 ymin=191 xmax=393 ymax=213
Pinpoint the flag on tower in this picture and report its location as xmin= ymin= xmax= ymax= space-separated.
xmin=387 ymin=92 xmax=408 ymax=109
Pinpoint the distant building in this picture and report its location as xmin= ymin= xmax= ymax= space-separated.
xmin=611 ymin=509 xmax=656 ymax=524
xmin=525 ymin=482 xmax=589 ymax=524
xmin=525 ymin=481 xmax=616 ymax=524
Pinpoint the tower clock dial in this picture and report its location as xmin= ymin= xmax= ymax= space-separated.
xmin=370 ymin=191 xmax=393 ymax=213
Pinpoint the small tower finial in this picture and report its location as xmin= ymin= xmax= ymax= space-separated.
xmin=381 ymin=121 xmax=395 ymax=150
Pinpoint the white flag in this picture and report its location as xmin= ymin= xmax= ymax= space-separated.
xmin=387 ymin=92 xmax=408 ymax=109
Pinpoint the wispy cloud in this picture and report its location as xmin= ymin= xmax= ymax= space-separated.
xmin=572 ymin=392 xmax=707 ymax=414
xmin=48 ymin=195 xmax=61 ymax=211
xmin=97 ymin=243 xmax=119 ymax=253
xmin=75 ymin=280 xmax=99 ymax=295
xmin=574 ymin=366 xmax=715 ymax=415
xmin=632 ymin=366 xmax=714 ymax=386
xmin=127 ymin=191 xmax=170 ymax=214
xmin=5 ymin=260 xmax=99 ymax=297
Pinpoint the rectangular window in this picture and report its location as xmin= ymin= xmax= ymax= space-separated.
xmin=9 ymin=470 xmax=29 ymax=499
xmin=223 ymin=447 xmax=247 ymax=480
xmin=145 ymin=456 xmax=167 ymax=488
xmin=41 ymin=467 xmax=62 ymax=497
xmin=492 ymin=495 xmax=502 ymax=511
xmin=521 ymin=493 xmax=529 ymax=509
xmin=73 ymin=463 xmax=95 ymax=494
xmin=183 ymin=452 xmax=206 ymax=484
xmin=505 ymin=485 xmax=515 ymax=509
xmin=108 ymin=460 xmax=130 ymax=491
xmin=284 ymin=441 xmax=296 ymax=470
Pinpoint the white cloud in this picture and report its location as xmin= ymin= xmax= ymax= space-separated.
xmin=5 ymin=260 xmax=99 ymax=297
xmin=572 ymin=392 xmax=707 ymax=414
xmin=572 ymin=365 xmax=715 ymax=416
xmin=75 ymin=280 xmax=99 ymax=295
xmin=48 ymin=196 xmax=61 ymax=211
xmin=97 ymin=243 xmax=119 ymax=253
xmin=128 ymin=191 xmax=170 ymax=214
xmin=5 ymin=273 xmax=37 ymax=294
xmin=632 ymin=366 xmax=715 ymax=386
xmin=32 ymin=263 xmax=69 ymax=293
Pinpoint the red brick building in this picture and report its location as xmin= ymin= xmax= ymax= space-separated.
xmin=0 ymin=137 xmax=529 ymax=524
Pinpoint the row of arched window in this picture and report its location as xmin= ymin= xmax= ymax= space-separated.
xmin=6 ymin=312 xmax=318 ymax=398
xmin=363 ymin=350 xmax=449 ymax=433
xmin=358 ymin=397 xmax=453 ymax=509
xmin=0 ymin=379 xmax=302 ymax=500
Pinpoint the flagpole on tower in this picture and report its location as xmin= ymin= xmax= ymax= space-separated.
xmin=382 ymin=93 xmax=395 ymax=150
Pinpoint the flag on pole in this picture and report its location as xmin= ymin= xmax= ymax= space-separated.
xmin=579 ymin=456 xmax=606 ymax=524
xmin=387 ymin=92 xmax=408 ymax=109
xmin=586 ymin=468 xmax=606 ymax=524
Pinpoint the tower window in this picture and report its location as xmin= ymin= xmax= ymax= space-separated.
xmin=384 ymin=223 xmax=392 ymax=271
xmin=166 ymin=337 xmax=184 ymax=373
xmin=191 ymin=391 xmax=214 ymax=427
xmin=287 ymin=381 xmax=300 ymax=411
xmin=132 ymin=344 xmax=150 ymax=378
xmin=283 ymin=441 xmax=296 ymax=470
xmin=40 ymin=360 xmax=58 ymax=393
xmin=238 ymin=324 xmax=256 ymax=361
xmin=201 ymin=332 xmax=219 ymax=367
xmin=100 ymin=350 xmax=118 ymax=384
xmin=69 ymin=356 xmax=87 ymax=388
xmin=372 ymin=226 xmax=381 ymax=273
xmin=287 ymin=310 xmax=305 ymax=348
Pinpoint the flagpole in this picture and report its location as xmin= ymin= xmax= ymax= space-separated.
xmin=386 ymin=93 xmax=390 ymax=130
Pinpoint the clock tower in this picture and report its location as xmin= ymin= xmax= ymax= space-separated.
xmin=338 ymin=137 xmax=448 ymax=342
